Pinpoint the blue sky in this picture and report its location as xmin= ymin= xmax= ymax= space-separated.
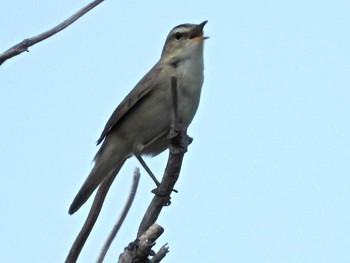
xmin=1 ymin=1 xmax=350 ymax=262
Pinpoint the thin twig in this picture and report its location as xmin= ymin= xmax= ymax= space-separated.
xmin=0 ymin=0 xmax=105 ymax=65
xmin=170 ymin=76 xmax=179 ymax=130
xmin=150 ymin=244 xmax=169 ymax=263
xmin=96 ymin=168 xmax=141 ymax=263
xmin=65 ymin=162 xmax=124 ymax=263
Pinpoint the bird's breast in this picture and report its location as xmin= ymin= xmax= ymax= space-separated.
xmin=174 ymin=56 xmax=204 ymax=126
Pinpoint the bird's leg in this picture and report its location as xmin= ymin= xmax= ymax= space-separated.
xmin=134 ymin=130 xmax=167 ymax=186
xmin=135 ymin=154 xmax=178 ymax=195
xmin=135 ymin=154 xmax=160 ymax=187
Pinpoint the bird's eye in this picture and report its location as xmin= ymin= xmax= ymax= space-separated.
xmin=174 ymin=32 xmax=183 ymax=40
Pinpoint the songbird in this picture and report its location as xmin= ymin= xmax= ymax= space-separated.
xmin=69 ymin=21 xmax=208 ymax=214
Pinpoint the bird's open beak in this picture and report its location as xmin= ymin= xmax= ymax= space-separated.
xmin=189 ymin=20 xmax=209 ymax=41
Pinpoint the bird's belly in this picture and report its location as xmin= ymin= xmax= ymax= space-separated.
xmin=111 ymin=92 xmax=171 ymax=156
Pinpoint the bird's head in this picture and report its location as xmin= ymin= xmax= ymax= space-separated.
xmin=161 ymin=21 xmax=208 ymax=61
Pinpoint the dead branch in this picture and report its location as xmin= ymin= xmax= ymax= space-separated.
xmin=65 ymin=165 xmax=119 ymax=263
xmin=96 ymin=168 xmax=141 ymax=263
xmin=150 ymin=244 xmax=169 ymax=263
xmin=0 ymin=0 xmax=105 ymax=65
xmin=137 ymin=76 xmax=192 ymax=237
xmin=117 ymin=224 xmax=168 ymax=263
xmin=115 ymin=76 xmax=190 ymax=262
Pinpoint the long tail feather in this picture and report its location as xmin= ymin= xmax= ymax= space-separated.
xmin=68 ymin=156 xmax=126 ymax=215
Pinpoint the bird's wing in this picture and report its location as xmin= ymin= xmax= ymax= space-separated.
xmin=96 ymin=64 xmax=162 ymax=145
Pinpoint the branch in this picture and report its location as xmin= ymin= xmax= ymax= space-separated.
xmin=117 ymin=224 xmax=168 ymax=263
xmin=96 ymin=168 xmax=141 ymax=263
xmin=137 ymin=76 xmax=192 ymax=237
xmin=65 ymin=165 xmax=119 ymax=263
xmin=150 ymin=244 xmax=169 ymax=263
xmin=0 ymin=0 xmax=105 ymax=65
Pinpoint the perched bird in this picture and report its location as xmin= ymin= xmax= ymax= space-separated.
xmin=69 ymin=21 xmax=208 ymax=215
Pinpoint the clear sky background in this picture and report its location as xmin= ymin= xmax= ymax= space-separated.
xmin=1 ymin=1 xmax=349 ymax=262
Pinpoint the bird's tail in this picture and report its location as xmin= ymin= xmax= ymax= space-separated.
xmin=68 ymin=149 xmax=127 ymax=215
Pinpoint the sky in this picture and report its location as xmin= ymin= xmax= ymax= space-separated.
xmin=1 ymin=1 xmax=350 ymax=262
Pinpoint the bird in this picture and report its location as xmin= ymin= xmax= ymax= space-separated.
xmin=69 ymin=21 xmax=208 ymax=215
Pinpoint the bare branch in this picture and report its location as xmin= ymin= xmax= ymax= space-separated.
xmin=65 ymin=165 xmax=118 ymax=263
xmin=0 ymin=0 xmax=105 ymax=65
xmin=137 ymin=76 xmax=192 ymax=237
xmin=170 ymin=77 xmax=179 ymax=131
xmin=150 ymin=244 xmax=169 ymax=263
xmin=96 ymin=168 xmax=141 ymax=263
xmin=117 ymin=224 xmax=168 ymax=263
xmin=138 ymin=223 xmax=164 ymax=242
xmin=137 ymin=133 xmax=190 ymax=237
